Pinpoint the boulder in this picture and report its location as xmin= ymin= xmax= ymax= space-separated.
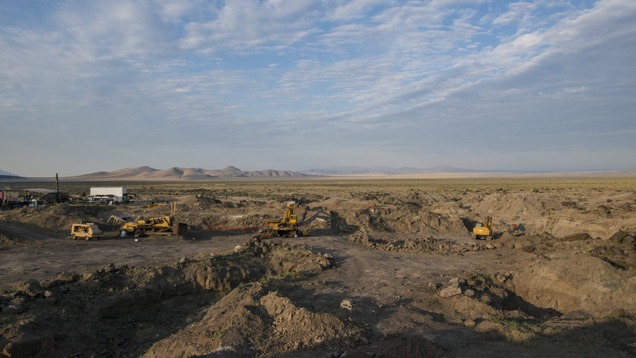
xmin=439 ymin=286 xmax=462 ymax=298
xmin=23 ymin=280 xmax=43 ymax=297
xmin=609 ymin=231 xmax=635 ymax=245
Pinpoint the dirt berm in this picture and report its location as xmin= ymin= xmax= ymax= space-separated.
xmin=0 ymin=239 xmax=351 ymax=358
xmin=512 ymin=252 xmax=636 ymax=317
xmin=143 ymin=284 xmax=364 ymax=357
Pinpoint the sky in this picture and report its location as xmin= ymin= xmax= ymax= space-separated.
xmin=1 ymin=0 xmax=635 ymax=176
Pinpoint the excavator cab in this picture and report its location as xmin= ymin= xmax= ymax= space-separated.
xmin=472 ymin=215 xmax=494 ymax=240
xmin=265 ymin=202 xmax=295 ymax=228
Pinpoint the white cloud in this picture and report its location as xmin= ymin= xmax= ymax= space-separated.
xmin=0 ymin=0 xmax=635 ymax=175
xmin=180 ymin=0 xmax=319 ymax=52
xmin=325 ymin=0 xmax=389 ymax=21
xmin=55 ymin=2 xmax=176 ymax=61
xmin=155 ymin=0 xmax=200 ymax=23
xmin=492 ymin=1 xmax=538 ymax=26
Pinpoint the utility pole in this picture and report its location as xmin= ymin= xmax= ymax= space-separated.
xmin=56 ymin=173 xmax=60 ymax=203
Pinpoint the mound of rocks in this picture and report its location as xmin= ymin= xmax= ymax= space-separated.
xmin=434 ymin=273 xmax=515 ymax=310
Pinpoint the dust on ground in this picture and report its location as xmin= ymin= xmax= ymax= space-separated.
xmin=1 ymin=178 xmax=636 ymax=357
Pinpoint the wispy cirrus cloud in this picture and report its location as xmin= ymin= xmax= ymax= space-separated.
xmin=179 ymin=0 xmax=321 ymax=52
xmin=0 ymin=0 xmax=635 ymax=175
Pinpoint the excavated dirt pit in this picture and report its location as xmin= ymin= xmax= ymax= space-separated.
xmin=0 ymin=240 xmax=342 ymax=357
xmin=1 ymin=179 xmax=636 ymax=357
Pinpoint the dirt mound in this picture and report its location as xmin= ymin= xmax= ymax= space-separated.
xmin=431 ymin=271 xmax=560 ymax=322
xmin=177 ymin=195 xmax=333 ymax=232
xmin=431 ymin=268 xmax=635 ymax=350
xmin=338 ymin=206 xmax=468 ymax=235
xmin=468 ymin=192 xmax=548 ymax=220
xmin=348 ymin=232 xmax=496 ymax=255
xmin=590 ymin=230 xmax=636 ymax=269
xmin=0 ymin=205 xmax=113 ymax=233
xmin=0 ymin=231 xmax=20 ymax=248
xmin=0 ymin=240 xmax=335 ymax=358
xmin=512 ymin=254 xmax=636 ymax=317
xmin=144 ymin=283 xmax=365 ymax=357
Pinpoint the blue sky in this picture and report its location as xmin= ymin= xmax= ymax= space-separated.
xmin=1 ymin=0 xmax=635 ymax=176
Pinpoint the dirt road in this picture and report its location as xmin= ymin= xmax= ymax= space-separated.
xmin=0 ymin=222 xmax=252 ymax=291
xmin=279 ymin=235 xmax=550 ymax=357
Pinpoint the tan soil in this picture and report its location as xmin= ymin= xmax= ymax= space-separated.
xmin=1 ymin=179 xmax=636 ymax=357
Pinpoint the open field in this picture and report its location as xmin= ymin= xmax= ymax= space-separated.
xmin=1 ymin=178 xmax=636 ymax=357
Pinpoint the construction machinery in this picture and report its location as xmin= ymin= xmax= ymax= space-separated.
xmin=472 ymin=215 xmax=494 ymax=240
xmin=256 ymin=202 xmax=308 ymax=239
xmin=70 ymin=223 xmax=102 ymax=240
xmin=121 ymin=202 xmax=187 ymax=237
xmin=106 ymin=215 xmax=127 ymax=225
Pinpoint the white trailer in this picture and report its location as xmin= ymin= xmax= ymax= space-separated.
xmin=90 ymin=187 xmax=127 ymax=202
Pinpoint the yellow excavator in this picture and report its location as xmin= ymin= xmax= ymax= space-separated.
xmin=121 ymin=202 xmax=187 ymax=237
xmin=256 ymin=202 xmax=308 ymax=239
xmin=472 ymin=215 xmax=494 ymax=240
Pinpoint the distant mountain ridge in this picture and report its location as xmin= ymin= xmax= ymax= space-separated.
xmin=306 ymin=166 xmax=478 ymax=175
xmin=0 ymin=169 xmax=18 ymax=177
xmin=64 ymin=166 xmax=314 ymax=181
xmin=3 ymin=166 xmax=635 ymax=182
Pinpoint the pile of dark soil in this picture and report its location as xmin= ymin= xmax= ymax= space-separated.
xmin=590 ymin=230 xmax=636 ymax=269
xmin=0 ymin=239 xmax=337 ymax=358
xmin=144 ymin=283 xmax=366 ymax=357
xmin=1 ymin=205 xmax=113 ymax=233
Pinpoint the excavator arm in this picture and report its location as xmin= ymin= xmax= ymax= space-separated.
xmin=283 ymin=203 xmax=297 ymax=226
xmin=484 ymin=215 xmax=492 ymax=230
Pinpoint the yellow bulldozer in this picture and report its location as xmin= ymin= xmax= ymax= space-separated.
xmin=70 ymin=223 xmax=102 ymax=240
xmin=121 ymin=202 xmax=187 ymax=237
xmin=472 ymin=215 xmax=494 ymax=240
xmin=256 ymin=202 xmax=308 ymax=239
